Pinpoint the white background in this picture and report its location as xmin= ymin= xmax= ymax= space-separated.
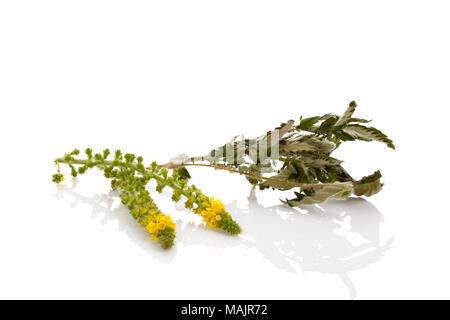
xmin=1 ymin=1 xmax=449 ymax=300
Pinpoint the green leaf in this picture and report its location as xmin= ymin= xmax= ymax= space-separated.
xmin=280 ymin=135 xmax=336 ymax=154
xmin=239 ymin=164 xmax=268 ymax=186
xmin=175 ymin=167 xmax=191 ymax=180
xmin=283 ymin=182 xmax=354 ymax=206
xmin=260 ymin=163 xmax=298 ymax=191
xmin=301 ymin=155 xmax=343 ymax=168
xmin=298 ymin=116 xmax=322 ymax=130
xmin=297 ymin=114 xmax=335 ymax=132
xmin=352 ymin=170 xmax=384 ymax=197
xmin=342 ymin=124 xmax=395 ymax=149
xmin=334 ymin=101 xmax=357 ymax=127
xmin=317 ymin=116 xmax=338 ymax=133
xmin=348 ymin=117 xmax=371 ymax=124
xmin=333 ymin=131 xmax=356 ymax=141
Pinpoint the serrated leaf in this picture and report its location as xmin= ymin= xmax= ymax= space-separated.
xmin=298 ymin=116 xmax=322 ymax=130
xmin=301 ymin=156 xmax=343 ymax=168
xmin=334 ymin=101 xmax=357 ymax=127
xmin=297 ymin=114 xmax=335 ymax=132
xmin=348 ymin=117 xmax=372 ymax=124
xmin=342 ymin=124 xmax=395 ymax=149
xmin=281 ymin=135 xmax=336 ymax=154
xmin=353 ymin=170 xmax=383 ymax=196
xmin=333 ymin=131 xmax=356 ymax=141
xmin=260 ymin=163 xmax=298 ymax=191
xmin=318 ymin=116 xmax=338 ymax=133
xmin=283 ymin=182 xmax=354 ymax=206
xmin=280 ymin=142 xmax=318 ymax=153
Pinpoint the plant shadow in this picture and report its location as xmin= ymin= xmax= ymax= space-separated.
xmin=55 ymin=180 xmax=393 ymax=299
xmin=54 ymin=179 xmax=178 ymax=264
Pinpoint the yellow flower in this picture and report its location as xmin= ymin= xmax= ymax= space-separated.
xmin=209 ymin=197 xmax=226 ymax=213
xmin=146 ymin=222 xmax=158 ymax=234
xmin=197 ymin=196 xmax=229 ymax=229
xmin=151 ymin=234 xmax=158 ymax=241
xmin=157 ymin=222 xmax=165 ymax=230
xmin=61 ymin=175 xmax=65 ymax=182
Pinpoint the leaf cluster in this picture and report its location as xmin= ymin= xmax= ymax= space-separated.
xmin=180 ymin=101 xmax=394 ymax=206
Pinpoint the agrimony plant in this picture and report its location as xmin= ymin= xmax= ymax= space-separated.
xmin=52 ymin=101 xmax=394 ymax=248
xmin=53 ymin=148 xmax=241 ymax=249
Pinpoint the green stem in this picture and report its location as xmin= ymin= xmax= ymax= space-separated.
xmin=55 ymin=157 xmax=195 ymax=205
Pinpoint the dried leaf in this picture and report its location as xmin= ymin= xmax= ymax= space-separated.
xmin=334 ymin=101 xmax=357 ymax=127
xmin=343 ymin=124 xmax=395 ymax=149
xmin=353 ymin=170 xmax=384 ymax=197
xmin=283 ymin=182 xmax=354 ymax=206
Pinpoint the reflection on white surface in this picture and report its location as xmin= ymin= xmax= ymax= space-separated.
xmin=55 ymin=180 xmax=393 ymax=299
xmin=55 ymin=179 xmax=179 ymax=264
